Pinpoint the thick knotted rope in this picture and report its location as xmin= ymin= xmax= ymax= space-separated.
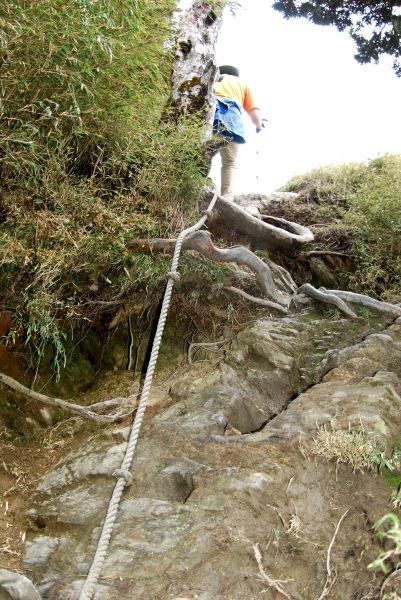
xmin=78 ymin=191 xmax=219 ymax=600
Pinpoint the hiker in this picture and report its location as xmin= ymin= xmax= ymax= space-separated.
xmin=213 ymin=65 xmax=265 ymax=197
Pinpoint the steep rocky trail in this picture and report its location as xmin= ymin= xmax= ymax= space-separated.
xmin=21 ymin=312 xmax=401 ymax=599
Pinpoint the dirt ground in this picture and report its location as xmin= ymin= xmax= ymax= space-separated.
xmin=0 ymin=419 xmax=94 ymax=572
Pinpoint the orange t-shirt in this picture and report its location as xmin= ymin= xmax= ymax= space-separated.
xmin=213 ymin=75 xmax=259 ymax=114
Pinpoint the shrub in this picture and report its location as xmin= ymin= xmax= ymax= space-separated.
xmin=0 ymin=0 xmax=175 ymax=182
xmin=368 ymin=513 xmax=401 ymax=574
xmin=281 ymin=155 xmax=401 ymax=301
xmin=281 ymin=162 xmax=366 ymax=207
xmin=345 ymin=155 xmax=401 ymax=301
xmin=0 ymin=0 xmax=209 ymax=376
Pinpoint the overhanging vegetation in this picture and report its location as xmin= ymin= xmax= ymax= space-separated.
xmin=0 ymin=0 xmax=209 ymax=375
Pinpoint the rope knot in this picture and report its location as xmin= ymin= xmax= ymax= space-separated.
xmin=167 ymin=270 xmax=180 ymax=282
xmin=113 ymin=468 xmax=133 ymax=486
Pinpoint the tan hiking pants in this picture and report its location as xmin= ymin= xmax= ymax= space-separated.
xmin=219 ymin=140 xmax=240 ymax=195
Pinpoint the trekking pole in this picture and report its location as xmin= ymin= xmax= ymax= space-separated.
xmin=255 ymin=118 xmax=268 ymax=190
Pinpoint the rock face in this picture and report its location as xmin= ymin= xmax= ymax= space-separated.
xmin=22 ymin=314 xmax=401 ymax=599
xmin=0 ymin=569 xmax=41 ymax=600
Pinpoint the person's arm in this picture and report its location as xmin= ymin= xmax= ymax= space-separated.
xmin=247 ymin=107 xmax=263 ymax=131
xmin=243 ymin=85 xmax=265 ymax=132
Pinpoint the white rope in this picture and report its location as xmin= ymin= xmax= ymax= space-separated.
xmin=78 ymin=192 xmax=219 ymax=600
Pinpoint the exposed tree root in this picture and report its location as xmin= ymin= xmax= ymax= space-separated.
xmin=127 ymin=195 xmax=401 ymax=323
xmin=126 ymin=230 xmax=290 ymax=306
xmin=266 ymin=259 xmax=298 ymax=295
xmin=207 ymin=195 xmax=314 ymax=254
xmin=0 ymin=372 xmax=132 ymax=423
xmin=323 ymin=289 xmax=401 ymax=317
xmin=252 ymin=542 xmax=297 ymax=600
xmin=297 ymin=284 xmax=357 ymax=318
xmin=316 ymin=509 xmax=349 ymax=600
xmin=296 ymin=285 xmax=401 ymax=319
xmin=223 ymin=286 xmax=289 ymax=312
xmin=300 ymin=250 xmax=350 ymax=258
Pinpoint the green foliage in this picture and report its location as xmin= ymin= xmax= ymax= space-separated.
xmin=272 ymin=1 xmax=401 ymax=76
xmin=0 ymin=0 xmax=210 ymax=374
xmin=282 ymin=161 xmax=366 ymax=208
xmin=369 ymin=513 xmax=401 ymax=574
xmin=281 ymin=155 xmax=401 ymax=301
xmin=321 ymin=304 xmax=341 ymax=320
xmin=6 ymin=291 xmax=68 ymax=381
xmin=132 ymin=119 xmax=207 ymax=221
xmin=345 ymin=155 xmax=401 ymax=301
xmin=0 ymin=0 xmax=175 ymax=182
xmin=0 ymin=0 xmax=206 ymax=207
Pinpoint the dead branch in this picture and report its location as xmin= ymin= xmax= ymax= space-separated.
xmin=81 ymin=300 xmax=123 ymax=306
xmin=297 ymin=284 xmax=357 ymax=318
xmin=126 ymin=230 xmax=291 ymax=305
xmin=316 ymin=509 xmax=350 ymax=600
xmin=0 ymin=372 xmax=127 ymax=423
xmin=127 ymin=314 xmax=135 ymax=370
xmin=126 ymin=239 xmax=177 ymax=253
xmin=85 ymin=397 xmax=135 ymax=411
xmin=252 ymin=542 xmax=296 ymax=600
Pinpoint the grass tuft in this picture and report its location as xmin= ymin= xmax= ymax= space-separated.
xmin=311 ymin=424 xmax=400 ymax=473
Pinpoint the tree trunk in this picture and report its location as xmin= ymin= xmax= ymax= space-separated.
xmin=168 ymin=0 xmax=225 ymax=131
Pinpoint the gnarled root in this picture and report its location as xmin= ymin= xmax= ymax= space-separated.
xmin=323 ymin=289 xmax=401 ymax=317
xmin=297 ymin=284 xmax=357 ymax=318
xmin=296 ymin=284 xmax=401 ymax=319
xmin=126 ymin=230 xmax=292 ymax=306
xmin=206 ymin=195 xmax=314 ymax=255
xmin=223 ymin=286 xmax=289 ymax=313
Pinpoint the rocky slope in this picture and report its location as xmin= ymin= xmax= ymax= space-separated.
xmin=19 ymin=309 xmax=401 ymax=599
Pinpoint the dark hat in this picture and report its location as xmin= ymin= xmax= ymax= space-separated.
xmin=218 ymin=65 xmax=240 ymax=77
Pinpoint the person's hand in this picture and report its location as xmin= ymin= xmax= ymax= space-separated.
xmin=256 ymin=118 xmax=268 ymax=133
